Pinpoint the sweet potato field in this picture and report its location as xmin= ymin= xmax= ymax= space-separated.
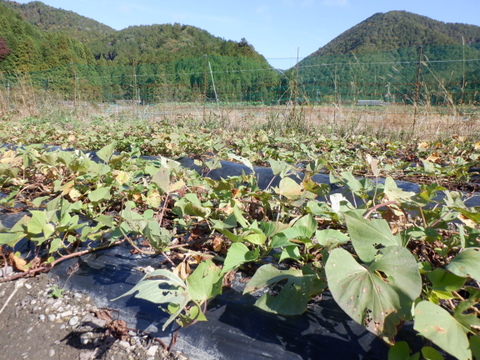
xmin=1 ymin=105 xmax=479 ymax=359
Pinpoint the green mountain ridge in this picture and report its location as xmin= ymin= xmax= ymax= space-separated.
xmin=1 ymin=0 xmax=268 ymax=69
xmin=5 ymin=0 xmax=116 ymax=43
xmin=1 ymin=1 xmax=479 ymax=104
xmin=294 ymin=11 xmax=480 ymax=104
xmin=309 ymin=10 xmax=480 ymax=57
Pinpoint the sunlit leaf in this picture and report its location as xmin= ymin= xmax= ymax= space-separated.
xmin=43 ymin=223 xmax=55 ymax=239
xmin=96 ymin=142 xmax=116 ymax=163
xmin=0 ymin=232 xmax=25 ymax=247
xmin=275 ymin=177 xmax=303 ymax=199
xmin=114 ymin=170 xmax=130 ymax=185
xmin=326 ymin=246 xmax=421 ymax=342
xmin=345 ymin=212 xmax=402 ymax=262
xmin=49 ymin=238 xmax=63 ymax=253
xmin=447 ymin=248 xmax=480 ymax=282
xmin=414 ymin=301 xmax=471 ymax=360
xmin=223 ymin=242 xmax=259 ymax=273
xmin=88 ymin=187 xmax=111 ymax=203
xmin=186 ymin=260 xmax=223 ymax=301
xmin=27 ymin=211 xmax=47 ymax=235
xmin=278 ymin=245 xmax=301 ymax=262
xmin=315 ymin=229 xmax=350 ymax=248
xmin=112 ymin=269 xmax=189 ymax=330
xmin=152 ymin=167 xmax=170 ymax=193
xmin=383 ymin=177 xmax=415 ymax=202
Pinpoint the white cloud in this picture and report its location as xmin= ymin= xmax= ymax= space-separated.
xmin=321 ymin=0 xmax=350 ymax=7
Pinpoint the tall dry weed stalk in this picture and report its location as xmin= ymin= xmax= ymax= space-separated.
xmin=0 ymin=80 xmax=478 ymax=142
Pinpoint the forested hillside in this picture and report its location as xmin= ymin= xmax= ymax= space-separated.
xmin=1 ymin=2 xmax=479 ymax=105
xmin=294 ymin=11 xmax=480 ymax=104
xmin=88 ymin=24 xmax=263 ymax=65
xmin=0 ymin=2 xmax=94 ymax=72
xmin=310 ymin=11 xmax=480 ymax=56
xmin=4 ymin=0 xmax=115 ymax=43
xmin=0 ymin=1 xmax=280 ymax=103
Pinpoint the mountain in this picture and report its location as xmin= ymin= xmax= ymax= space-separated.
xmin=0 ymin=1 xmax=279 ymax=103
xmin=0 ymin=1 xmax=94 ymax=72
xmin=88 ymin=24 xmax=263 ymax=65
xmin=294 ymin=11 xmax=480 ymax=104
xmin=310 ymin=11 xmax=480 ymax=57
xmin=4 ymin=0 xmax=115 ymax=43
xmin=1 ymin=1 xmax=271 ymax=66
xmin=1 ymin=3 xmax=479 ymax=105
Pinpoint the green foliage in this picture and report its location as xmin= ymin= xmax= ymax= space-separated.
xmin=414 ymin=301 xmax=473 ymax=360
xmin=7 ymin=0 xmax=115 ymax=43
xmin=48 ymin=285 xmax=65 ymax=299
xmin=0 ymin=3 xmax=93 ymax=72
xmin=113 ymin=260 xmax=222 ymax=330
xmin=0 ymin=122 xmax=479 ymax=360
xmin=244 ymin=264 xmax=325 ymax=315
xmin=3 ymin=2 xmax=480 ymax=104
xmin=326 ymin=246 xmax=421 ymax=342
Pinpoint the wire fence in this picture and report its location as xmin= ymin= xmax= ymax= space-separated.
xmin=1 ymin=45 xmax=480 ymax=107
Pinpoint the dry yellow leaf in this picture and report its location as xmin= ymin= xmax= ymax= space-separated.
xmin=212 ymin=236 xmax=224 ymax=252
xmin=417 ymin=141 xmax=429 ymax=150
xmin=426 ymin=153 xmax=441 ymax=163
xmin=173 ymin=261 xmax=191 ymax=280
xmin=366 ymin=154 xmax=380 ymax=177
xmin=113 ymin=170 xmax=130 ymax=185
xmin=0 ymin=150 xmax=22 ymax=165
xmin=458 ymin=214 xmax=476 ymax=228
xmin=61 ymin=181 xmax=75 ymax=195
xmin=8 ymin=252 xmax=28 ymax=272
xmin=474 ymin=142 xmax=480 ymax=151
xmin=68 ymin=188 xmax=82 ymax=201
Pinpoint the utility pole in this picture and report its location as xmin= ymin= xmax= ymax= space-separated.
xmin=208 ymin=61 xmax=218 ymax=102
xmin=413 ymin=45 xmax=423 ymax=131
xmin=6 ymin=81 xmax=10 ymax=107
xmin=415 ymin=45 xmax=423 ymax=106
xmin=291 ymin=47 xmax=299 ymax=118
xmin=462 ymin=36 xmax=466 ymax=104
xmin=132 ymin=63 xmax=137 ymax=114
xmin=203 ymin=55 xmax=207 ymax=122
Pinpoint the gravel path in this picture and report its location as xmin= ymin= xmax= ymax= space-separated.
xmin=0 ymin=272 xmax=189 ymax=360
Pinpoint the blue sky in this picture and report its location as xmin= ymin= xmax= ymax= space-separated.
xmin=14 ymin=0 xmax=480 ymax=69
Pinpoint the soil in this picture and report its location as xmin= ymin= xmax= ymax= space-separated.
xmin=0 ymin=272 xmax=188 ymax=360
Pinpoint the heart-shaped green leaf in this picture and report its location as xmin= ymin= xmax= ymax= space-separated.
xmin=326 ymin=246 xmax=421 ymax=341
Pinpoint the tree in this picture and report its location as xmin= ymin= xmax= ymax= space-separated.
xmin=0 ymin=36 xmax=11 ymax=62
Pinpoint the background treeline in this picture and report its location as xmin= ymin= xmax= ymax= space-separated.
xmin=294 ymin=43 xmax=480 ymax=105
xmin=1 ymin=2 xmax=480 ymax=105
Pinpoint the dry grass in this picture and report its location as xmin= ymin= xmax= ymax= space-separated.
xmin=1 ymin=83 xmax=479 ymax=142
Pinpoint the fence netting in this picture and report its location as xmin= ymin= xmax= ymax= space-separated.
xmin=1 ymin=44 xmax=480 ymax=106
